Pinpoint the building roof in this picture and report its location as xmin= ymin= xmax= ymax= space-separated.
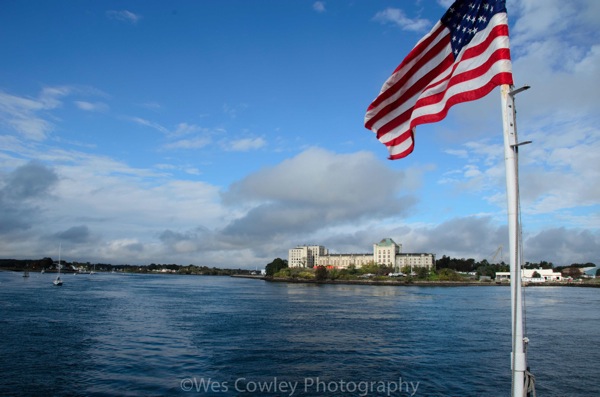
xmin=377 ymin=238 xmax=398 ymax=247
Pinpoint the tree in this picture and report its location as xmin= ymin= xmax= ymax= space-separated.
xmin=265 ymin=258 xmax=288 ymax=276
xmin=561 ymin=267 xmax=582 ymax=279
xmin=314 ymin=265 xmax=327 ymax=281
xmin=415 ymin=266 xmax=429 ymax=279
xmin=437 ymin=268 xmax=464 ymax=281
xmin=476 ymin=265 xmax=496 ymax=278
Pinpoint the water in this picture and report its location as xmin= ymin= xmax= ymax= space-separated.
xmin=0 ymin=272 xmax=598 ymax=396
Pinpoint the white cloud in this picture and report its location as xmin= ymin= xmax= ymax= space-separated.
xmin=106 ymin=10 xmax=142 ymax=24
xmin=164 ymin=137 xmax=212 ymax=150
xmin=171 ymin=122 xmax=204 ymax=137
xmin=222 ymin=103 xmax=248 ymax=119
xmin=0 ymin=87 xmax=71 ymax=141
xmin=220 ymin=148 xmax=417 ymax=241
xmin=313 ymin=2 xmax=326 ymax=13
xmin=128 ymin=117 xmax=170 ymax=134
xmin=437 ymin=0 xmax=454 ymax=9
xmin=372 ymin=8 xmax=431 ymax=32
xmin=75 ymin=101 xmax=108 ymax=112
xmin=226 ymin=137 xmax=266 ymax=152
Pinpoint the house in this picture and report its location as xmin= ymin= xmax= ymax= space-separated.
xmin=495 ymin=268 xmax=562 ymax=282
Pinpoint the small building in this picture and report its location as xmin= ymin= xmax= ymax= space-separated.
xmin=496 ymin=268 xmax=562 ymax=282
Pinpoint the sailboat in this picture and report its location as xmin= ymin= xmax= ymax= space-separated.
xmin=23 ymin=269 xmax=30 ymax=277
xmin=53 ymin=245 xmax=63 ymax=286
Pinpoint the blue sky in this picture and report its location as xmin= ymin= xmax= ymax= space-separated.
xmin=1 ymin=0 xmax=599 ymax=268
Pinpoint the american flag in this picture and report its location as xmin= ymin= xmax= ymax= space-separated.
xmin=364 ymin=0 xmax=513 ymax=160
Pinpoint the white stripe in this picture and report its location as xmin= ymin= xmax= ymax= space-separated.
xmin=387 ymin=133 xmax=414 ymax=157
xmin=365 ymin=23 xmax=449 ymax=125
xmin=412 ymin=58 xmax=512 ymax=120
xmin=369 ymin=45 xmax=451 ymax=135
xmin=419 ymin=13 xmax=510 ymax=102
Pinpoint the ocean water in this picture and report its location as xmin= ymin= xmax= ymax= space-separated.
xmin=0 ymin=272 xmax=598 ymax=397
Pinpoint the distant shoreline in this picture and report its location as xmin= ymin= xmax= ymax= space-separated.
xmin=7 ymin=270 xmax=599 ymax=287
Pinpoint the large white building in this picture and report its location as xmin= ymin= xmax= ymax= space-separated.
xmin=374 ymin=238 xmax=402 ymax=267
xmin=289 ymin=238 xmax=435 ymax=272
xmin=288 ymin=245 xmax=328 ymax=268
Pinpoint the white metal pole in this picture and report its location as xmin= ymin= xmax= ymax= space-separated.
xmin=500 ymin=84 xmax=527 ymax=397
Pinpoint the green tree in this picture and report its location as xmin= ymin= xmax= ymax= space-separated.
xmin=561 ymin=267 xmax=582 ymax=279
xmin=359 ymin=262 xmax=381 ymax=275
xmin=265 ymin=258 xmax=288 ymax=276
xmin=437 ymin=268 xmax=464 ymax=281
xmin=476 ymin=265 xmax=496 ymax=278
xmin=415 ymin=266 xmax=429 ymax=279
xmin=314 ymin=265 xmax=327 ymax=281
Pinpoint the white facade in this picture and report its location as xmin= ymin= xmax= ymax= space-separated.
xmin=288 ymin=245 xmax=328 ymax=268
xmin=289 ymin=238 xmax=435 ymax=272
xmin=318 ymin=253 xmax=373 ymax=269
xmin=396 ymin=253 xmax=435 ymax=272
xmin=495 ymin=268 xmax=563 ymax=282
xmin=373 ymin=238 xmax=402 ymax=267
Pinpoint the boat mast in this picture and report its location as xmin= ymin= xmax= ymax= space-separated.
xmin=500 ymin=84 xmax=531 ymax=397
xmin=58 ymin=243 xmax=61 ymax=275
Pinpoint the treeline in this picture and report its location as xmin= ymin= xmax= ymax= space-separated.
xmin=143 ymin=263 xmax=253 ymax=275
xmin=0 ymin=258 xmax=253 ymax=275
xmin=435 ymin=255 xmax=596 ymax=274
xmin=436 ymin=255 xmax=597 ymax=277
xmin=0 ymin=258 xmax=54 ymax=271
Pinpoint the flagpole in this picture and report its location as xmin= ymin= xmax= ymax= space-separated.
xmin=500 ymin=84 xmax=530 ymax=397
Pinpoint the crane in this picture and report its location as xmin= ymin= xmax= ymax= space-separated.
xmin=490 ymin=246 xmax=503 ymax=264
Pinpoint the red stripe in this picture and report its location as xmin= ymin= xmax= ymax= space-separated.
xmin=462 ymin=24 xmax=510 ymax=62
xmin=386 ymin=129 xmax=413 ymax=149
xmin=373 ymin=54 xmax=453 ymax=137
xmin=388 ymin=141 xmax=415 ymax=160
xmin=415 ymin=47 xmax=512 ymax=109
xmin=416 ymin=24 xmax=511 ymax=98
xmin=365 ymin=26 xmax=449 ymax=124
xmin=412 ymin=72 xmax=513 ymax=126
xmin=366 ymin=40 xmax=452 ymax=131
xmin=369 ymin=24 xmax=448 ymax=108
xmin=393 ymin=24 xmax=446 ymax=73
